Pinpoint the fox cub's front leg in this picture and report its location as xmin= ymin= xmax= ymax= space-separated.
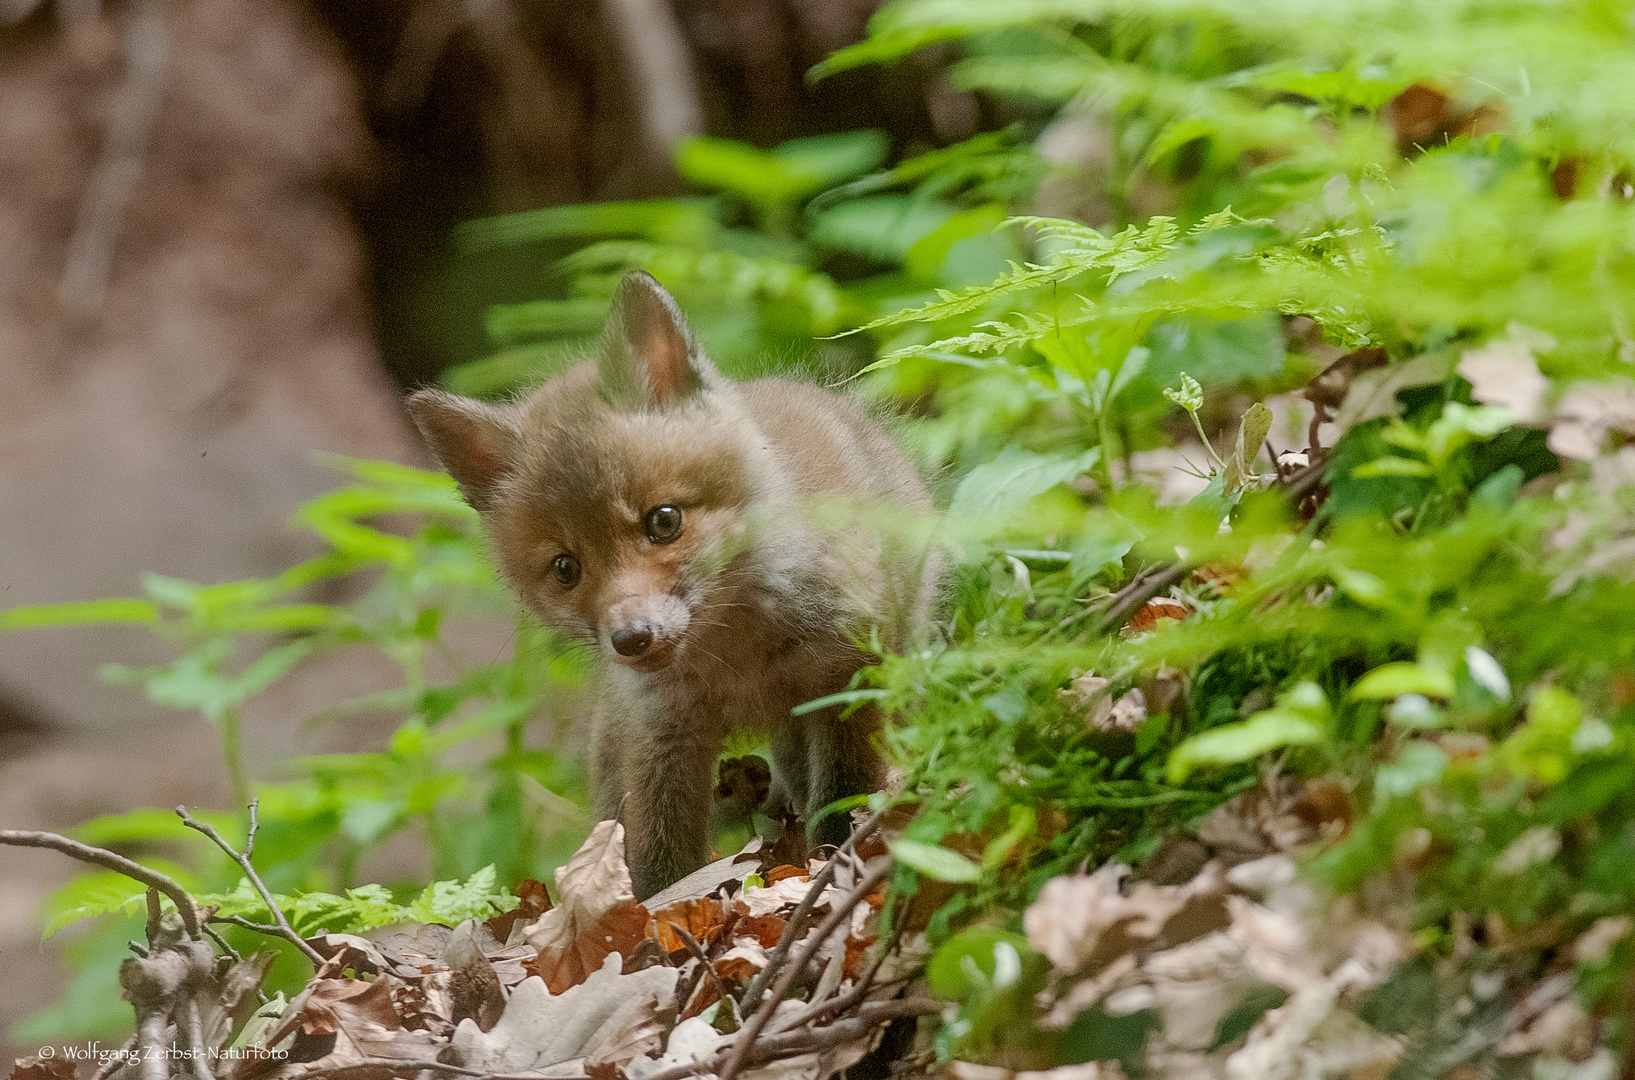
xmin=594 ymin=704 xmax=717 ymax=899
xmin=770 ymin=707 xmax=885 ymax=851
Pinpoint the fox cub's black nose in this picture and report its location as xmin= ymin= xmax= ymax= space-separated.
xmin=611 ymin=627 xmax=653 ymax=656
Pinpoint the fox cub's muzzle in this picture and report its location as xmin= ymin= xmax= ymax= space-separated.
xmin=603 ymin=593 xmax=692 ymax=672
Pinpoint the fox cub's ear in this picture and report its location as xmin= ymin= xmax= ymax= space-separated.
xmin=599 ymin=271 xmax=715 ymax=411
xmin=405 ymin=389 xmax=519 ymax=512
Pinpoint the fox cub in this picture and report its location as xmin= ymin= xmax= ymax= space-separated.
xmin=407 ymin=272 xmax=932 ymax=898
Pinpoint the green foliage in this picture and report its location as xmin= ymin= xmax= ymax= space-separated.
xmin=6 ymin=459 xmax=588 ymax=1036
xmin=13 ymin=0 xmax=1635 ymax=1066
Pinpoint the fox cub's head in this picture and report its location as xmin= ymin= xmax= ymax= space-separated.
xmin=407 ymin=273 xmax=777 ymax=673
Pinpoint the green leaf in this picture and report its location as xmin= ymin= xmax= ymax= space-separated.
xmin=1332 ymin=568 xmax=1391 ymax=608
xmin=1352 ymin=457 xmax=1436 ymax=479
xmin=950 ymin=445 xmax=1102 ymax=517
xmin=809 ymin=196 xmax=958 ymax=263
xmin=1162 ymin=373 xmax=1205 ymax=413
xmin=1168 ymin=683 xmax=1330 ymax=783
xmin=890 ymin=838 xmax=982 ymax=883
xmin=1145 ymin=315 xmax=1286 ymax=390
xmin=0 ymin=599 xmax=158 ymax=631
xmin=927 ymin=926 xmax=1034 ymax=999
xmin=409 ymin=865 xmax=514 ymax=926
xmin=40 ymin=872 xmax=150 ymax=937
xmin=791 ymin=688 xmax=890 ymax=716
xmin=1500 ymin=687 xmax=1583 ymax=785
xmin=1350 ymin=663 xmax=1455 ymax=700
xmin=1373 ymin=742 xmax=1448 ymax=802
xmin=1223 ymin=402 xmax=1274 ymax=494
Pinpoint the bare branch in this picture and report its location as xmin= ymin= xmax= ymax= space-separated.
xmin=1094 ymin=562 xmax=1188 ymax=636
xmin=778 ymin=920 xmax=908 ymax=1032
xmin=0 ymin=828 xmax=201 ymax=939
xmin=720 ymin=856 xmax=894 ymax=1080
xmin=669 ymin=921 xmax=734 ymax=1025
xmin=177 ymin=805 xmax=325 ymax=967
xmin=742 ymin=806 xmax=887 ymax=1008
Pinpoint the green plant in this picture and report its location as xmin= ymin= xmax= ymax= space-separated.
xmin=13 ymin=0 xmax=1635 ymax=1066
xmin=4 ymin=458 xmax=586 ymax=1035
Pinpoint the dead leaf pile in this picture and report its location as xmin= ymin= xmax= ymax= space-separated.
xmin=1021 ymin=853 xmax=1406 ymax=1080
xmin=113 ymin=820 xmax=925 ymax=1080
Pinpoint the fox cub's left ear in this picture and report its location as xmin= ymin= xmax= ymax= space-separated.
xmin=404 ymin=390 xmax=519 ymax=513
xmin=599 ymin=271 xmax=718 ymax=411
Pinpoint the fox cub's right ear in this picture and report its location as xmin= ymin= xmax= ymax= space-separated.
xmin=599 ymin=271 xmax=715 ymax=411
xmin=405 ymin=389 xmax=519 ymax=512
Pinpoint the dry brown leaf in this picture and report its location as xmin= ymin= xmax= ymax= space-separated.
xmin=1572 ymin=915 xmax=1631 ymax=965
xmin=265 ymin=974 xmax=444 ymax=1073
xmin=9 ymin=1059 xmax=77 ymax=1080
xmin=950 ymin=1065 xmax=1127 ymax=1080
xmin=715 ymin=942 xmax=770 ymax=982
xmin=629 ymin=1005 xmax=874 ymax=1080
xmin=490 ymin=877 xmax=554 ymax=945
xmin=766 ymin=864 xmax=809 ymax=883
xmin=524 ymin=819 xmax=654 ymax=993
xmin=1127 ymin=596 xmax=1189 ymax=634
xmin=297 ymin=976 xmax=403 ymax=1033
xmin=1057 ymin=673 xmax=1148 ymax=733
xmin=738 ymin=873 xmax=823 ymax=918
xmin=307 ymin=932 xmax=391 ymax=975
xmin=642 ymin=837 xmax=764 ymax=913
xmin=1549 ymin=381 xmax=1635 ymax=460
xmin=1023 ymin=861 xmax=1228 ymax=977
xmin=1197 ymin=776 xmax=1350 ymax=863
xmin=736 ymin=914 xmax=787 ymax=949
xmin=1459 ymin=339 xmax=1548 ymax=423
xmin=446 ymin=919 xmax=507 ymax=1033
xmin=449 ymin=953 xmax=680 ymax=1077
xmin=1224 ymin=921 xmax=1403 ymax=1080
xmin=651 ymin=895 xmax=728 ymax=953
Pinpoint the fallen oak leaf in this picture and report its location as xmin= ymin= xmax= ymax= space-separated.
xmin=651 ymin=896 xmax=729 ymax=954
xmin=643 ymin=836 xmax=764 ymax=914
xmin=524 ymin=819 xmax=654 ymax=994
xmin=449 ymin=953 xmax=680 ymax=1076
xmin=765 ymin=864 xmax=808 ymax=883
xmin=735 ymin=914 xmax=787 ymax=949
xmin=738 ymin=873 xmax=825 ymax=917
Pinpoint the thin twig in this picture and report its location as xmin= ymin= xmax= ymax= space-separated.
xmin=243 ymin=796 xmax=260 ymax=861
xmin=742 ymin=807 xmax=886 ymax=1009
xmin=1094 ymin=562 xmax=1189 ymax=636
xmin=177 ymin=806 xmax=325 ymax=966
xmin=641 ymin=998 xmax=941 ymax=1080
xmin=0 ymin=828 xmax=201 ymax=939
xmin=143 ymin=886 xmax=163 ymax=945
xmin=670 ymin=921 xmax=733 ymax=1022
xmin=199 ymin=922 xmax=244 ymax=963
xmin=88 ymin=1036 xmax=137 ymax=1080
xmin=720 ymin=857 xmax=893 ymax=1080
xmin=780 ymin=921 xmax=907 ymax=1032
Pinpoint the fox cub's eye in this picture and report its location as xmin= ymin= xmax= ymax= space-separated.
xmin=644 ymin=505 xmax=684 ymax=544
xmin=550 ymin=554 xmax=582 ymax=588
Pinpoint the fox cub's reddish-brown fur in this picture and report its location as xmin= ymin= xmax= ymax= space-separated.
xmin=407 ymin=272 xmax=932 ymax=898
